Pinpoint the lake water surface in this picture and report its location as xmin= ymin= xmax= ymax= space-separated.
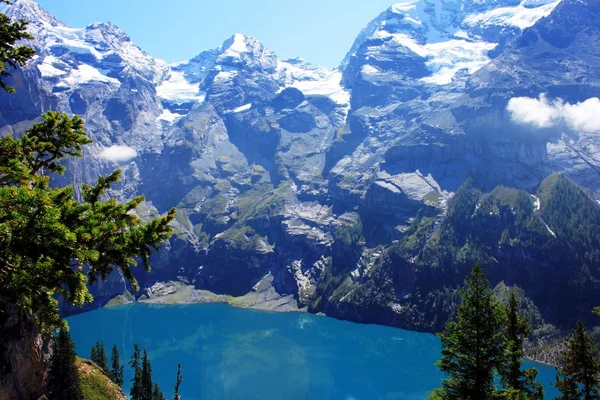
xmin=67 ymin=303 xmax=559 ymax=399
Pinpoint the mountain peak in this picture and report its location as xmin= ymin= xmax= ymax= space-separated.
xmin=221 ymin=33 xmax=263 ymax=55
xmin=3 ymin=0 xmax=64 ymax=28
xmin=86 ymin=21 xmax=132 ymax=43
xmin=216 ymin=33 xmax=278 ymax=72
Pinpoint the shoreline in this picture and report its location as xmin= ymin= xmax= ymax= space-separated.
xmin=105 ymin=279 xmax=306 ymax=314
xmin=103 ymin=280 xmax=561 ymax=369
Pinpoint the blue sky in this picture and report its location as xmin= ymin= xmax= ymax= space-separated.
xmin=36 ymin=0 xmax=396 ymax=68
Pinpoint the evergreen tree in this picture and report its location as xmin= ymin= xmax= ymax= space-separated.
xmin=433 ymin=265 xmax=507 ymax=400
xmin=174 ymin=363 xmax=183 ymax=400
xmin=0 ymin=3 xmax=174 ymax=334
xmin=0 ymin=0 xmax=36 ymax=93
xmin=110 ymin=344 xmax=124 ymax=387
xmin=522 ymin=369 xmax=544 ymax=400
xmin=90 ymin=342 xmax=98 ymax=365
xmin=130 ymin=343 xmax=143 ymax=400
xmin=554 ymin=370 xmax=580 ymax=400
xmin=90 ymin=340 xmax=109 ymax=372
xmin=98 ymin=341 xmax=109 ymax=371
xmin=141 ymin=350 xmax=154 ymax=400
xmin=47 ymin=328 xmax=83 ymax=400
xmin=554 ymin=322 xmax=600 ymax=400
xmin=500 ymin=292 xmax=543 ymax=399
xmin=153 ymin=383 xmax=166 ymax=400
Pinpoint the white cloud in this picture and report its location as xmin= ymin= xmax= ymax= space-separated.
xmin=99 ymin=145 xmax=137 ymax=162
xmin=507 ymin=95 xmax=600 ymax=132
xmin=562 ymin=98 xmax=600 ymax=132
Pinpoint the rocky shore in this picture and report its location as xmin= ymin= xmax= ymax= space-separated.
xmin=106 ymin=274 xmax=303 ymax=313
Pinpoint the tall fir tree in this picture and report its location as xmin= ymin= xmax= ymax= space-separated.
xmin=554 ymin=370 xmax=580 ymax=400
xmin=111 ymin=344 xmax=124 ymax=387
xmin=130 ymin=343 xmax=143 ymax=400
xmin=47 ymin=328 xmax=83 ymax=400
xmin=153 ymin=383 xmax=166 ymax=400
xmin=141 ymin=350 xmax=154 ymax=400
xmin=554 ymin=322 xmax=600 ymax=400
xmin=500 ymin=292 xmax=543 ymax=399
xmin=90 ymin=340 xmax=109 ymax=372
xmin=174 ymin=363 xmax=183 ymax=400
xmin=90 ymin=342 xmax=98 ymax=364
xmin=432 ymin=265 xmax=507 ymax=400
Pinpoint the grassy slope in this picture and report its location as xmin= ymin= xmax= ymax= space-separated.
xmin=77 ymin=358 xmax=126 ymax=400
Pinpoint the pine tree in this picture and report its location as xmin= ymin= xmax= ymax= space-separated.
xmin=141 ymin=350 xmax=154 ymax=400
xmin=554 ymin=322 xmax=600 ymax=400
xmin=98 ymin=341 xmax=109 ymax=371
xmin=500 ymin=292 xmax=543 ymax=399
xmin=432 ymin=265 xmax=507 ymax=400
xmin=47 ymin=328 xmax=83 ymax=400
xmin=90 ymin=340 xmax=109 ymax=372
xmin=0 ymin=3 xmax=175 ymax=331
xmin=174 ymin=363 xmax=183 ymax=400
xmin=554 ymin=370 xmax=580 ymax=400
xmin=153 ymin=383 xmax=166 ymax=400
xmin=110 ymin=344 xmax=124 ymax=387
xmin=130 ymin=343 xmax=143 ymax=400
xmin=90 ymin=342 xmax=98 ymax=365
xmin=522 ymin=369 xmax=544 ymax=400
xmin=0 ymin=0 xmax=36 ymax=93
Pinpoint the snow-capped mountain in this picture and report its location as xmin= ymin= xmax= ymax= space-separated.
xmin=342 ymin=0 xmax=560 ymax=82
xmin=2 ymin=0 xmax=600 ymax=332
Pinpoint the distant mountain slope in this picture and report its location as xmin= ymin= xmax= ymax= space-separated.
xmin=318 ymin=174 xmax=600 ymax=331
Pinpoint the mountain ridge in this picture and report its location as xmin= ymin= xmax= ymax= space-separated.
xmin=1 ymin=0 xmax=600 ymax=339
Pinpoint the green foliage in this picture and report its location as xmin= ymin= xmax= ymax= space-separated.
xmin=502 ymin=292 xmax=530 ymax=389
xmin=0 ymin=111 xmax=175 ymax=332
xmin=0 ymin=2 xmax=36 ymax=93
xmin=129 ymin=344 xmax=158 ymax=400
xmin=130 ymin=343 xmax=142 ymax=400
xmin=85 ymin=341 xmax=170 ymax=400
xmin=90 ymin=340 xmax=109 ymax=373
xmin=432 ymin=266 xmax=544 ymax=399
xmin=152 ymin=383 xmax=166 ymax=400
xmin=0 ymin=7 xmax=174 ymax=332
xmin=47 ymin=328 xmax=83 ymax=400
xmin=334 ymin=220 xmax=365 ymax=247
xmin=554 ymin=322 xmax=600 ymax=400
xmin=500 ymin=292 xmax=544 ymax=399
xmin=78 ymin=358 xmax=124 ymax=400
xmin=434 ymin=265 xmax=507 ymax=400
xmin=538 ymin=173 xmax=600 ymax=268
xmin=141 ymin=350 xmax=154 ymax=400
xmin=110 ymin=344 xmax=124 ymax=387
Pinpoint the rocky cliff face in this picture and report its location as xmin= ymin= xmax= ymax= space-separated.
xmin=0 ymin=291 xmax=51 ymax=400
xmin=2 ymin=0 xmax=600 ymax=331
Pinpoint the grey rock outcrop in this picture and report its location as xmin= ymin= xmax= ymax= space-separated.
xmin=0 ymin=291 xmax=51 ymax=400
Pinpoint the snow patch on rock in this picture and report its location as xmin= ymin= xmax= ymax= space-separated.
xmin=531 ymin=194 xmax=541 ymax=211
xmin=157 ymin=109 xmax=183 ymax=124
xmin=464 ymin=1 xmax=561 ymax=30
xmin=287 ymin=71 xmax=350 ymax=105
xmin=232 ymin=103 xmax=252 ymax=113
xmin=157 ymin=70 xmax=205 ymax=103
xmin=37 ymin=56 xmax=68 ymax=77
xmin=59 ymin=64 xmax=120 ymax=87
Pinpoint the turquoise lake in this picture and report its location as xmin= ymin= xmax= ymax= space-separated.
xmin=67 ymin=303 xmax=559 ymax=399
